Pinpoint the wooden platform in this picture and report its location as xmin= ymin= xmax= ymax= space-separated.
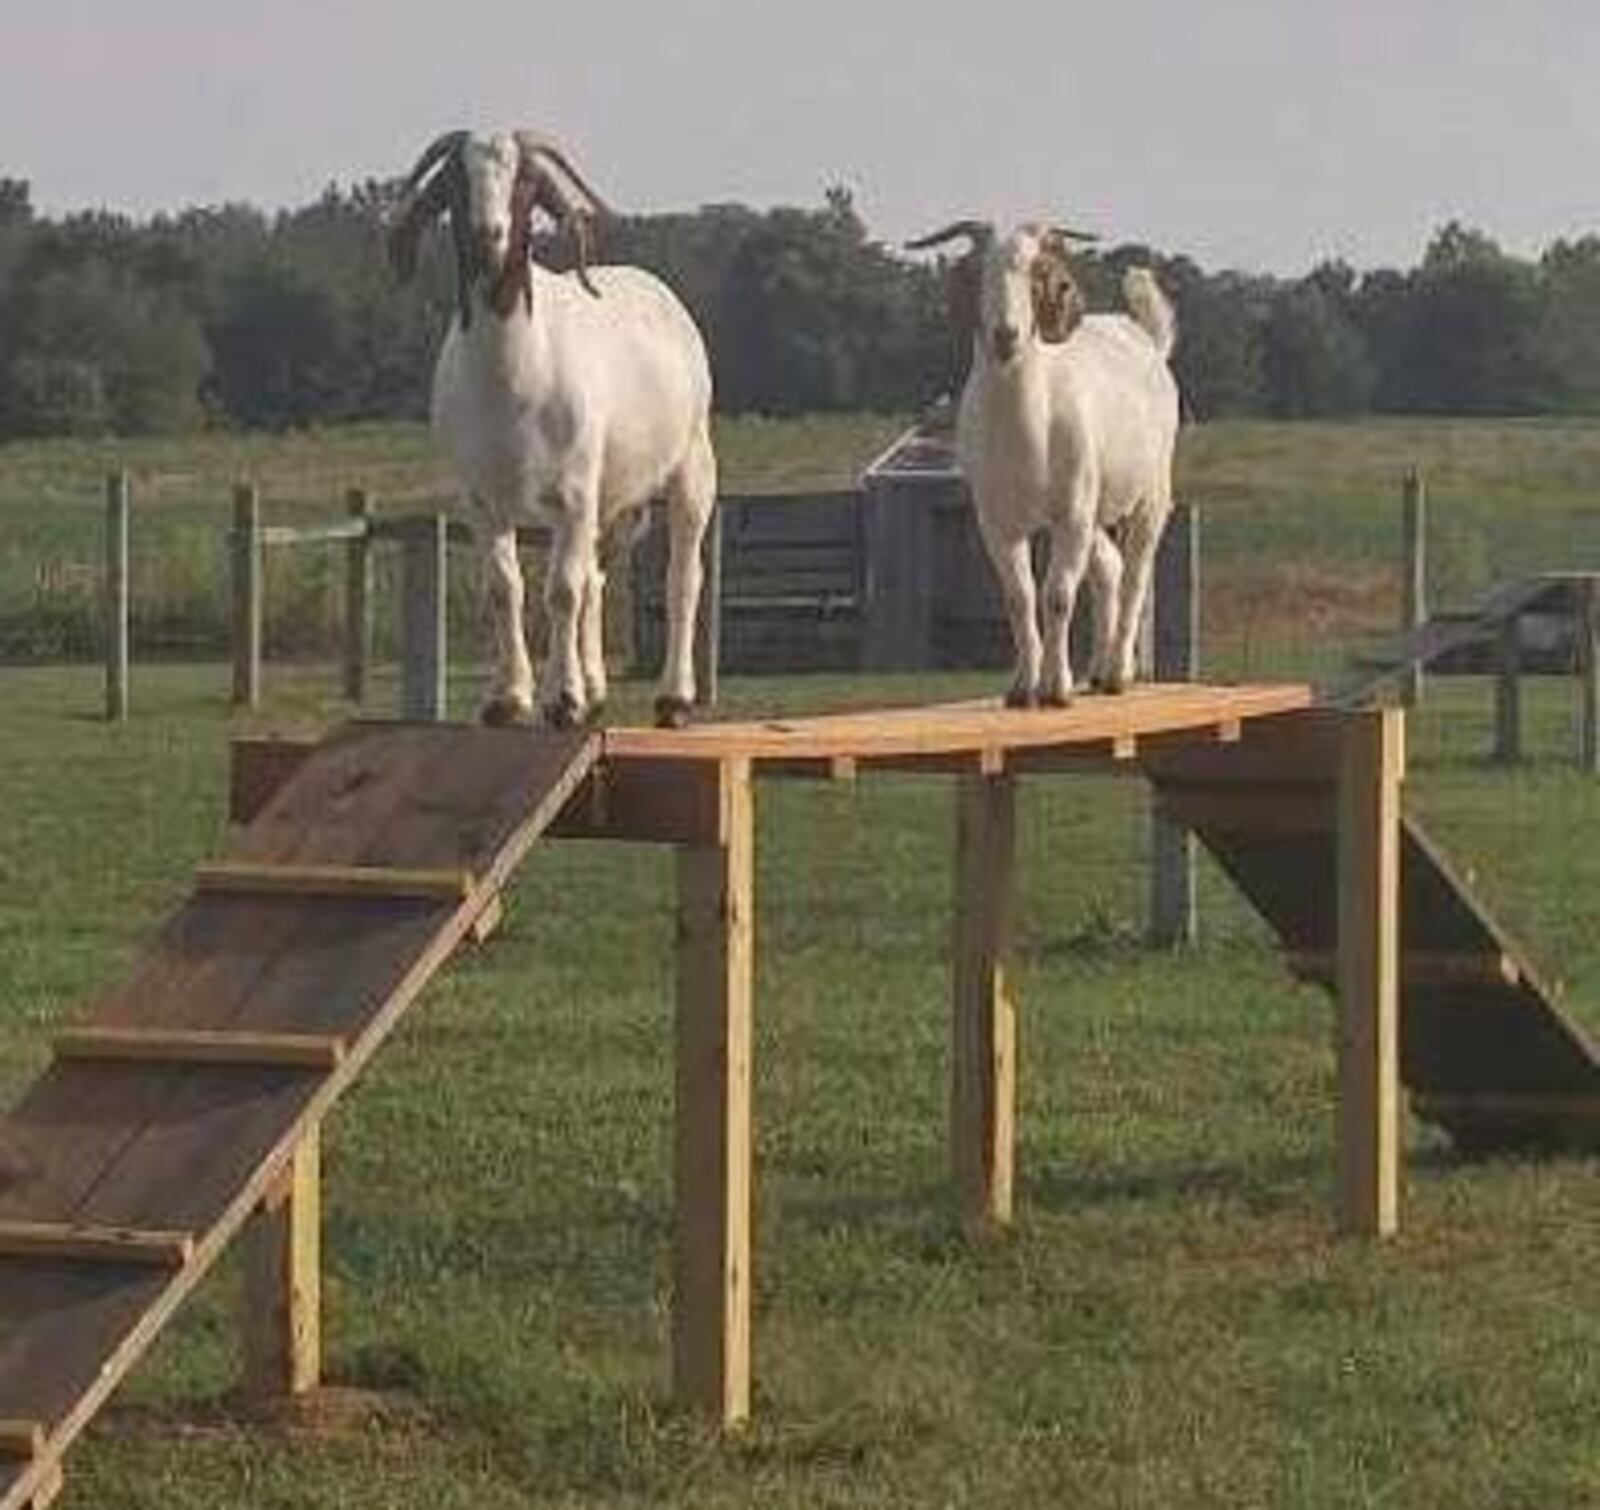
xmin=0 ymin=682 xmax=1592 ymax=1503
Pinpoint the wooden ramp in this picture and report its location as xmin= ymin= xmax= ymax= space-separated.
xmin=0 ymin=724 xmax=599 ymax=1510
xmin=1337 ymin=571 xmax=1598 ymax=703
xmin=1148 ymin=716 xmax=1600 ymax=1154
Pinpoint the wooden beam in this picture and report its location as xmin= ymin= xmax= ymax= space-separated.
xmin=466 ymin=891 xmax=505 ymax=946
xmin=27 ymin=1460 xmax=62 ymax=1510
xmin=53 ymin=1027 xmax=347 ymax=1070
xmin=0 ymin=1423 xmax=42 ymax=1461
xmin=241 ymin=1129 xmax=322 ymax=1402
xmin=672 ymin=758 xmax=754 ymax=1427
xmin=951 ymin=771 xmax=1018 ymax=1234
xmin=1336 ymin=706 xmax=1405 ymax=1238
xmin=195 ymin=860 xmax=475 ymax=902
xmin=0 ymin=1220 xmax=193 ymax=1268
xmin=1288 ymin=950 xmax=1519 ymax=990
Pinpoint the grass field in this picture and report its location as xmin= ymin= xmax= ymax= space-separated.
xmin=1 ymin=654 xmax=1597 ymax=1508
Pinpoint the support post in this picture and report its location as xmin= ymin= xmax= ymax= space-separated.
xmin=862 ymin=477 xmax=944 ymax=671
xmin=104 ymin=470 xmax=129 ymax=723
xmin=1493 ymin=612 xmax=1522 ymax=764
xmin=694 ymin=500 xmax=723 ymax=707
xmin=240 ymin=1128 xmax=321 ymax=1401
xmin=951 ymin=771 xmax=1018 ymax=1233
xmin=673 ymin=758 xmax=753 ymax=1426
xmin=1401 ymin=472 xmax=1427 ymax=707
xmin=1576 ymin=579 xmax=1599 ymax=776
xmin=231 ymin=483 xmax=262 ymax=710
xmin=1149 ymin=503 xmax=1199 ymax=946
xmin=342 ymin=487 xmax=372 ymax=705
xmin=400 ymin=513 xmax=448 ymax=721
xmin=1336 ymin=707 xmax=1404 ymax=1238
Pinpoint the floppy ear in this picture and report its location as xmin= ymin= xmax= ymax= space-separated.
xmin=1032 ymin=238 xmax=1085 ymax=344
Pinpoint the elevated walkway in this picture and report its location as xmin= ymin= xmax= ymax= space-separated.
xmin=0 ymin=685 xmax=1594 ymax=1501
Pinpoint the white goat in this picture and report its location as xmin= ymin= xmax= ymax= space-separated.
xmin=907 ymin=222 xmax=1179 ymax=704
xmin=390 ymin=129 xmax=716 ymax=728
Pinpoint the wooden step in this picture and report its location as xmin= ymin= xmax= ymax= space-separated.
xmin=194 ymin=860 xmax=476 ymax=902
xmin=1287 ymin=950 xmax=1522 ymax=989
xmin=0 ymin=1221 xmax=194 ymax=1268
xmin=53 ymin=1027 xmax=347 ymax=1071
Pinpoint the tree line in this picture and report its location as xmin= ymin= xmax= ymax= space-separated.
xmin=2 ymin=171 xmax=1598 ymax=440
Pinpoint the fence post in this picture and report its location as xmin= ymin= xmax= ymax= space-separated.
xmin=1149 ymin=503 xmax=1199 ymax=946
xmin=342 ymin=488 xmax=372 ymax=704
xmin=694 ymin=501 xmax=723 ymax=706
xmin=400 ymin=514 xmax=448 ymax=721
xmin=1493 ymin=613 xmax=1522 ymax=764
xmin=1578 ymin=578 xmax=1599 ymax=776
xmin=231 ymin=483 xmax=262 ymax=710
xmin=104 ymin=471 xmax=130 ymax=722
xmin=1401 ymin=472 xmax=1427 ymax=706
xmin=862 ymin=477 xmax=944 ymax=671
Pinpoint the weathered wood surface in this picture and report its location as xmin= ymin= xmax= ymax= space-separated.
xmin=0 ymin=725 xmax=599 ymax=1510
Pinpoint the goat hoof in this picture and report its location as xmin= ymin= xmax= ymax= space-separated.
xmin=542 ymin=693 xmax=583 ymax=730
xmin=1041 ymin=688 xmax=1074 ymax=709
xmin=654 ymin=696 xmax=693 ymax=730
xmin=1004 ymin=684 xmax=1039 ymax=710
xmin=481 ymin=696 xmax=534 ymax=728
xmin=1092 ymin=675 xmax=1130 ymax=696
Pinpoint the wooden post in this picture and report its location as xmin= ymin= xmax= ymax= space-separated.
xmin=104 ymin=470 xmax=129 ymax=723
xmin=231 ymin=483 xmax=262 ymax=710
xmin=240 ymin=1128 xmax=321 ymax=1401
xmin=694 ymin=500 xmax=723 ymax=707
xmin=673 ymin=758 xmax=754 ymax=1426
xmin=1335 ymin=707 xmax=1404 ymax=1238
xmin=861 ymin=477 xmax=943 ymax=671
xmin=342 ymin=488 xmax=372 ymax=705
xmin=1576 ymin=579 xmax=1599 ymax=776
xmin=1149 ymin=503 xmax=1199 ymax=946
xmin=1493 ymin=612 xmax=1522 ymax=764
xmin=951 ymin=771 xmax=1018 ymax=1233
xmin=400 ymin=514 xmax=448 ymax=721
xmin=1401 ymin=472 xmax=1427 ymax=706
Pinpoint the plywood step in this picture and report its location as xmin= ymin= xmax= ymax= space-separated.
xmin=194 ymin=860 xmax=476 ymax=902
xmin=0 ymin=1221 xmax=194 ymax=1268
xmin=53 ymin=1027 xmax=347 ymax=1070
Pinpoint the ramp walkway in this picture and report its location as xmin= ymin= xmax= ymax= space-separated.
xmin=0 ymin=685 xmax=1594 ymax=1501
xmin=1147 ymin=718 xmax=1599 ymax=1153
xmin=0 ymin=724 xmax=597 ymax=1509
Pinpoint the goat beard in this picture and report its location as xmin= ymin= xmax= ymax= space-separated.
xmin=485 ymin=252 xmax=533 ymax=319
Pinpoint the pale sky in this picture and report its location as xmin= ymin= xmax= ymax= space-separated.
xmin=4 ymin=0 xmax=1598 ymax=273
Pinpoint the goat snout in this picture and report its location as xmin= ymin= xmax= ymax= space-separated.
xmin=992 ymin=324 xmax=1020 ymax=364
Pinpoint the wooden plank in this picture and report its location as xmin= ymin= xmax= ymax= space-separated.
xmin=194 ymin=860 xmax=476 ymax=901
xmin=951 ymin=773 xmax=1018 ymax=1233
xmin=240 ymin=1130 xmax=321 ymax=1401
xmin=672 ymin=759 xmax=753 ymax=1426
xmin=1336 ymin=706 xmax=1405 ymax=1238
xmin=0 ymin=1425 xmax=41 ymax=1462
xmin=1287 ymin=950 xmax=1519 ymax=990
xmin=104 ymin=472 xmax=129 ymax=724
xmin=0 ymin=1221 xmax=193 ymax=1268
xmin=53 ymin=1028 xmax=346 ymax=1070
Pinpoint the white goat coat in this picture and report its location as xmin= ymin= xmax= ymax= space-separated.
xmin=957 ymin=311 xmax=1177 ymax=543
xmin=431 ymin=264 xmax=712 ymax=535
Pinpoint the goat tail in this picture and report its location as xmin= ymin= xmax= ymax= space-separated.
xmin=1122 ymin=268 xmax=1176 ymax=360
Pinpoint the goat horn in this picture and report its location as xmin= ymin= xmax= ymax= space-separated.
xmin=1052 ymin=225 xmax=1099 ymax=244
xmin=905 ymin=219 xmax=994 ymax=252
xmin=387 ymin=161 xmax=459 ymax=282
xmin=514 ymin=132 xmax=615 ymax=219
xmin=570 ymin=213 xmax=601 ymax=299
xmin=401 ymin=129 xmax=469 ymax=193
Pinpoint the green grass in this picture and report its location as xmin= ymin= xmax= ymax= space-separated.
xmin=1 ymin=661 xmax=1597 ymax=1509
